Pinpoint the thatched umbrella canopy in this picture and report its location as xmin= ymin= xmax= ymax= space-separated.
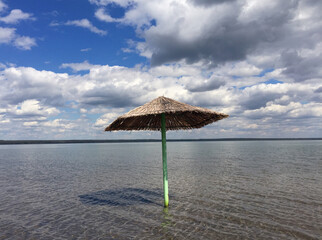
xmin=105 ymin=96 xmax=228 ymax=207
xmin=105 ymin=96 xmax=228 ymax=131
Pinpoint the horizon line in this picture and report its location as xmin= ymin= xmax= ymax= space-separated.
xmin=1 ymin=138 xmax=321 ymax=145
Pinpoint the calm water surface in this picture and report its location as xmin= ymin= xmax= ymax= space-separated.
xmin=0 ymin=141 xmax=321 ymax=239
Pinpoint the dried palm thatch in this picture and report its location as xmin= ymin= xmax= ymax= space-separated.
xmin=105 ymin=96 xmax=229 ymax=131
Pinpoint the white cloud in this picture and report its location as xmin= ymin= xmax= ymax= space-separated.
xmin=0 ymin=67 xmax=69 ymax=106
xmin=0 ymin=2 xmax=37 ymax=50
xmin=81 ymin=48 xmax=92 ymax=52
xmin=0 ymin=0 xmax=7 ymax=12
xmin=0 ymin=26 xmax=36 ymax=50
xmin=10 ymin=99 xmax=60 ymax=119
xmin=80 ymin=108 xmax=87 ymax=113
xmin=0 ymin=9 xmax=35 ymax=24
xmin=14 ymin=36 xmax=36 ymax=50
xmin=244 ymin=102 xmax=322 ymax=119
xmin=95 ymin=8 xmax=118 ymax=23
xmin=65 ymin=19 xmax=107 ymax=36
xmin=60 ymin=60 xmax=101 ymax=72
xmin=21 ymin=119 xmax=77 ymax=135
xmin=23 ymin=121 xmax=38 ymax=126
xmin=94 ymin=112 xmax=120 ymax=127
xmin=49 ymin=21 xmax=59 ymax=27
xmin=1 ymin=62 xmax=321 ymax=139
xmin=43 ymin=119 xmax=76 ymax=129
xmin=149 ymin=62 xmax=200 ymax=78
xmin=2 ymin=0 xmax=322 ymax=139
xmin=0 ymin=26 xmax=15 ymax=43
xmin=225 ymin=62 xmax=262 ymax=77
xmin=288 ymin=102 xmax=322 ymax=118
xmin=0 ymin=62 xmax=6 ymax=69
xmin=92 ymin=0 xmax=322 ymax=84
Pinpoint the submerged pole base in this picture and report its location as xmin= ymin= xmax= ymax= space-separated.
xmin=164 ymin=199 xmax=169 ymax=208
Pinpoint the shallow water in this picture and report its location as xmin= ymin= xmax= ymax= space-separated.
xmin=0 ymin=141 xmax=321 ymax=239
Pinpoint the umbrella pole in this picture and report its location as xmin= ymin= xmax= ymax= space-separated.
xmin=161 ymin=113 xmax=169 ymax=207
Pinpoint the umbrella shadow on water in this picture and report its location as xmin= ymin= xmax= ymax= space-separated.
xmin=79 ymin=188 xmax=166 ymax=207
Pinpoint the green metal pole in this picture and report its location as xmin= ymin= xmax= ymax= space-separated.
xmin=161 ymin=113 xmax=169 ymax=207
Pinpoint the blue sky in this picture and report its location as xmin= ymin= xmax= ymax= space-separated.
xmin=0 ymin=0 xmax=145 ymax=71
xmin=0 ymin=0 xmax=321 ymax=139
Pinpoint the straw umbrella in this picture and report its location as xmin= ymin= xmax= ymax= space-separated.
xmin=105 ymin=96 xmax=228 ymax=207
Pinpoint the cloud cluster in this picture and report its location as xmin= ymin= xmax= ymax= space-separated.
xmin=1 ymin=60 xmax=321 ymax=139
xmin=0 ymin=1 xmax=36 ymax=50
xmin=92 ymin=0 xmax=322 ymax=83
xmin=0 ymin=26 xmax=36 ymax=50
xmin=1 ymin=0 xmax=321 ymax=139
xmin=0 ymin=9 xmax=35 ymax=24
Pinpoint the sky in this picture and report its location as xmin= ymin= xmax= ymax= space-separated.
xmin=0 ymin=0 xmax=321 ymax=140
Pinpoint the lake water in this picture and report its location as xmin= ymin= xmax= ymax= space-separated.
xmin=0 ymin=141 xmax=321 ymax=239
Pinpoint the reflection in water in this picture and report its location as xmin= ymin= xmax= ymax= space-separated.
xmin=157 ymin=207 xmax=177 ymax=239
xmin=161 ymin=207 xmax=173 ymax=228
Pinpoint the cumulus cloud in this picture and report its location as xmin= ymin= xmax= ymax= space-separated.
xmin=65 ymin=19 xmax=107 ymax=36
xmin=185 ymin=76 xmax=226 ymax=92
xmin=244 ymin=102 xmax=322 ymax=119
xmin=1 ymin=61 xmax=321 ymax=139
xmin=225 ymin=62 xmax=262 ymax=77
xmin=92 ymin=0 xmax=322 ymax=83
xmin=0 ymin=9 xmax=35 ymax=24
xmin=8 ymin=99 xmax=59 ymax=119
xmin=94 ymin=112 xmax=120 ymax=127
xmin=76 ymin=65 xmax=158 ymax=108
xmin=1 ymin=63 xmax=320 ymax=112
xmin=0 ymin=67 xmax=68 ymax=106
xmin=0 ymin=27 xmax=36 ymax=50
xmin=0 ymin=3 xmax=37 ymax=50
xmin=1 ymin=0 xmax=321 ymax=139
xmin=20 ymin=119 xmax=78 ymax=137
xmin=13 ymin=36 xmax=36 ymax=50
xmin=0 ymin=26 xmax=15 ymax=43
xmin=42 ymin=119 xmax=76 ymax=129
xmin=278 ymin=49 xmax=322 ymax=82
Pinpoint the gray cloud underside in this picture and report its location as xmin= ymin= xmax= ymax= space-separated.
xmin=149 ymin=1 xmax=299 ymax=67
xmin=90 ymin=0 xmax=322 ymax=83
xmin=186 ymin=78 xmax=226 ymax=92
xmin=189 ymin=0 xmax=236 ymax=7
xmin=279 ymin=51 xmax=322 ymax=82
xmin=103 ymin=0 xmax=322 ymax=83
xmin=314 ymin=86 xmax=322 ymax=93
xmin=81 ymin=89 xmax=138 ymax=108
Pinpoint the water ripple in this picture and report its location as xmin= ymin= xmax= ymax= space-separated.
xmin=0 ymin=141 xmax=321 ymax=239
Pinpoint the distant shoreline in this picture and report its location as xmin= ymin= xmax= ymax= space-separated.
xmin=0 ymin=138 xmax=321 ymax=145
